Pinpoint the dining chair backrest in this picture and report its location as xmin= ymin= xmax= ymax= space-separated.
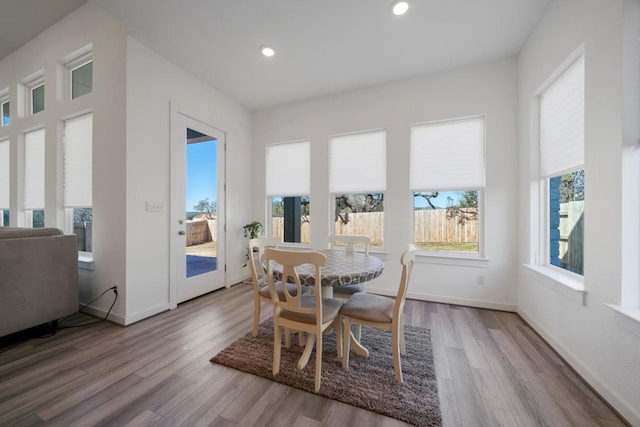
xmin=248 ymin=236 xmax=281 ymax=286
xmin=326 ymin=235 xmax=371 ymax=254
xmin=393 ymin=245 xmax=417 ymax=320
xmin=264 ymin=248 xmax=327 ymax=317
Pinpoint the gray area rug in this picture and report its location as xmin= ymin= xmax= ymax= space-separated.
xmin=211 ymin=319 xmax=441 ymax=426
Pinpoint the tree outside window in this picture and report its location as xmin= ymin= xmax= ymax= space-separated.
xmin=334 ymin=193 xmax=384 ymax=247
xmin=413 ymin=190 xmax=479 ymax=252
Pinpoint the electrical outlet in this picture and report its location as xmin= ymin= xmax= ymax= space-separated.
xmin=477 ymin=275 xmax=485 ymax=285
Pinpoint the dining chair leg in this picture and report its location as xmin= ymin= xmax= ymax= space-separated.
xmin=298 ymin=331 xmax=305 ymax=347
xmin=400 ymin=322 xmax=406 ymax=355
xmin=342 ymin=317 xmax=351 ymax=369
xmin=273 ymin=323 xmax=282 ymax=376
xmin=355 ymin=324 xmax=361 ymax=341
xmin=252 ymin=298 xmax=260 ymax=337
xmin=333 ymin=318 xmax=343 ymax=358
xmin=392 ymin=323 xmax=403 ymax=383
xmin=315 ymin=332 xmax=323 ymax=392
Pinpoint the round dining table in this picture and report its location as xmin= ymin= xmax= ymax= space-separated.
xmin=268 ymin=249 xmax=384 ymax=297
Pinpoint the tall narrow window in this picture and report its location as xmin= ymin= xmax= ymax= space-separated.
xmin=540 ymin=56 xmax=585 ymax=275
xmin=330 ymin=130 xmax=386 ymax=247
xmin=71 ymin=60 xmax=93 ymax=99
xmin=63 ymin=113 xmax=93 ymax=252
xmin=266 ymin=140 xmax=310 ymax=243
xmin=410 ymin=116 xmax=485 ymax=254
xmin=0 ymin=139 xmax=9 ymax=226
xmin=1 ymin=98 xmax=9 ymax=126
xmin=31 ymin=83 xmax=45 ymax=114
xmin=24 ymin=129 xmax=45 ymax=227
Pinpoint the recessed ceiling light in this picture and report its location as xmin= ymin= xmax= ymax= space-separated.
xmin=260 ymin=45 xmax=275 ymax=57
xmin=391 ymin=0 xmax=409 ymax=16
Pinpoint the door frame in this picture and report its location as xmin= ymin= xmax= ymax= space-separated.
xmin=169 ymin=102 xmax=226 ymax=309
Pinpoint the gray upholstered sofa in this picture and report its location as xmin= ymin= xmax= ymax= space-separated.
xmin=0 ymin=227 xmax=79 ymax=337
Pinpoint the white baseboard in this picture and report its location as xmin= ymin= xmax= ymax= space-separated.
xmin=518 ymin=308 xmax=640 ymax=427
xmin=123 ymin=303 xmax=172 ymax=326
xmin=79 ymin=303 xmax=126 ymax=326
xmin=367 ymin=287 xmax=517 ymax=312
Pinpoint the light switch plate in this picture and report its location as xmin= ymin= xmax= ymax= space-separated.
xmin=146 ymin=201 xmax=164 ymax=212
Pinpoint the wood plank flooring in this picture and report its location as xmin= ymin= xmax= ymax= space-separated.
xmin=0 ymin=284 xmax=628 ymax=426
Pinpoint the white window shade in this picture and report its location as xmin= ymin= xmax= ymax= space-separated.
xmin=410 ymin=116 xmax=485 ymax=190
xmin=266 ymin=140 xmax=310 ymax=196
xmin=330 ymin=130 xmax=386 ymax=193
xmin=64 ymin=113 xmax=92 ymax=207
xmin=540 ymin=56 xmax=585 ymax=176
xmin=24 ymin=128 xmax=45 ymax=210
xmin=0 ymin=140 xmax=9 ymax=208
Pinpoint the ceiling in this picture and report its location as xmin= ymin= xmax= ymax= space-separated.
xmin=0 ymin=0 xmax=87 ymax=60
xmin=1 ymin=0 xmax=550 ymax=111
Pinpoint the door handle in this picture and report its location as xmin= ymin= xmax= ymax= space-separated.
xmin=178 ymin=230 xmax=185 ymax=235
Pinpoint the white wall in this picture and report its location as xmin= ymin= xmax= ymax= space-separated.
xmin=0 ymin=4 xmax=129 ymax=322
xmin=253 ymin=58 xmax=519 ymax=310
xmin=124 ymin=38 xmax=253 ymax=324
xmin=517 ymin=0 xmax=640 ymax=423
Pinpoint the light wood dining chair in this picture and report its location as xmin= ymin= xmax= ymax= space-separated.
xmin=340 ymin=245 xmax=417 ymax=383
xmin=264 ymin=248 xmax=344 ymax=392
xmin=327 ymin=234 xmax=372 ymax=298
xmin=248 ymin=236 xmax=295 ymax=337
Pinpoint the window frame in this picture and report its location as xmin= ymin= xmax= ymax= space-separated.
xmin=536 ymin=53 xmax=585 ymax=281
xmin=29 ymin=81 xmax=45 ymax=115
xmin=70 ymin=58 xmax=93 ymax=100
xmin=62 ymin=112 xmax=93 ymax=253
xmin=329 ymin=129 xmax=387 ymax=249
xmin=1 ymin=92 xmax=9 ymax=127
xmin=22 ymin=127 xmax=46 ymax=228
xmin=265 ymin=140 xmax=311 ymax=246
xmin=409 ymin=116 xmax=486 ymax=259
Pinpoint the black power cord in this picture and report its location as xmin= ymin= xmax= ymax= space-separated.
xmin=58 ymin=286 xmax=118 ymax=329
xmin=0 ymin=285 xmax=118 ymax=353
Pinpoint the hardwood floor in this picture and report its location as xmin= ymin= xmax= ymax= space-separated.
xmin=0 ymin=284 xmax=628 ymax=426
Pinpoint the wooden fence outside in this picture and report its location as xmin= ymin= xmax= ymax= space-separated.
xmin=559 ymin=201 xmax=584 ymax=273
xmin=271 ymin=210 xmax=478 ymax=245
xmin=186 ymin=219 xmax=217 ymax=246
xmin=413 ymin=209 xmax=478 ymax=244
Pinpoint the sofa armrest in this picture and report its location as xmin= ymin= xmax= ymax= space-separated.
xmin=0 ymin=233 xmax=79 ymax=337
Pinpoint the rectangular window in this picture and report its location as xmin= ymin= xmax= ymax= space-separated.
xmin=63 ymin=113 xmax=93 ymax=252
xmin=540 ymin=56 xmax=585 ymax=275
xmin=71 ymin=60 xmax=93 ymax=99
xmin=24 ymin=128 xmax=45 ymax=227
xmin=0 ymin=139 xmax=9 ymax=225
xmin=266 ymin=140 xmax=310 ymax=243
xmin=1 ymin=100 xmax=9 ymax=126
xmin=330 ymin=130 xmax=386 ymax=247
xmin=31 ymin=83 xmax=45 ymax=114
xmin=410 ymin=116 xmax=485 ymax=254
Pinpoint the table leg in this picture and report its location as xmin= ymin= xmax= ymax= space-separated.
xmin=349 ymin=328 xmax=369 ymax=357
xmin=321 ymin=286 xmax=333 ymax=298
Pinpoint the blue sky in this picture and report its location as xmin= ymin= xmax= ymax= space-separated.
xmin=414 ymin=191 xmax=461 ymax=209
xmin=186 ymin=139 xmax=217 ymax=211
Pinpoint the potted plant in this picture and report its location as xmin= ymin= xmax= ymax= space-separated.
xmin=243 ymin=221 xmax=263 ymax=267
xmin=243 ymin=221 xmax=263 ymax=239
